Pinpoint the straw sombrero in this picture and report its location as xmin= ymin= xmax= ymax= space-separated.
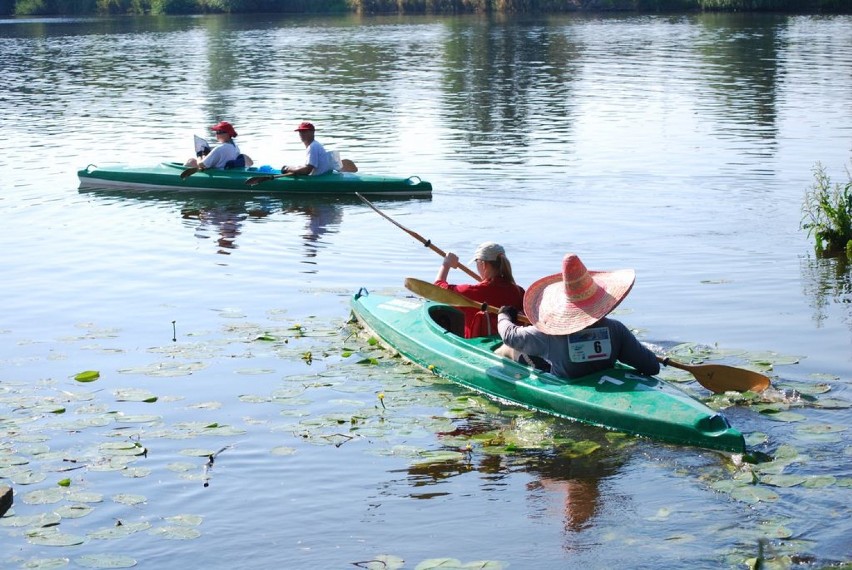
xmin=523 ymin=253 xmax=635 ymax=335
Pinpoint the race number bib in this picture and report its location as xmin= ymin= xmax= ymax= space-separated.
xmin=567 ymin=327 xmax=612 ymax=363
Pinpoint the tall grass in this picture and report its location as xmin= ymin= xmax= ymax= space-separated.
xmin=801 ymin=162 xmax=852 ymax=258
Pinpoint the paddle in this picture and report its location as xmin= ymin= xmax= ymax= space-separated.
xmin=404 ymin=277 xmax=770 ymax=394
xmin=656 ymin=356 xmax=770 ymax=394
xmin=358 ymin=194 xmax=481 ymax=281
xmin=245 ymin=158 xmax=359 ymax=186
xmin=405 ymin=277 xmax=530 ymax=322
xmin=245 ymin=172 xmax=292 ymax=186
xmin=180 ymin=167 xmax=200 ymax=180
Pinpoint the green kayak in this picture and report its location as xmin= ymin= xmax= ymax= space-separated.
xmin=77 ymin=162 xmax=432 ymax=196
xmin=350 ymin=289 xmax=746 ymax=453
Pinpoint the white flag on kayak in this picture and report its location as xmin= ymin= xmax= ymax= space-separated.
xmin=194 ymin=135 xmax=211 ymax=157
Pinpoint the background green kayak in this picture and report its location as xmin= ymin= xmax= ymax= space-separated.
xmin=351 ymin=289 xmax=746 ymax=453
xmin=78 ymin=162 xmax=432 ymax=196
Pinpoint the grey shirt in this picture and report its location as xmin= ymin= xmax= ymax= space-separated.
xmin=498 ymin=314 xmax=660 ymax=379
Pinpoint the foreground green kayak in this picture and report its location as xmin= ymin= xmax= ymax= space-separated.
xmin=351 ymin=289 xmax=746 ymax=453
xmin=77 ymin=162 xmax=432 ymax=196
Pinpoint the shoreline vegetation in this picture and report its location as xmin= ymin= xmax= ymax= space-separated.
xmin=2 ymin=0 xmax=850 ymax=16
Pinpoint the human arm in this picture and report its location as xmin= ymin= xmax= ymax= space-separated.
xmin=435 ymin=252 xmax=459 ymax=283
xmin=497 ymin=313 xmax=550 ymax=358
xmin=610 ymin=320 xmax=661 ymax=375
xmin=281 ymin=163 xmax=314 ymax=176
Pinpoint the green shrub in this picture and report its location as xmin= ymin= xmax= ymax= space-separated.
xmin=801 ymin=161 xmax=852 ymax=257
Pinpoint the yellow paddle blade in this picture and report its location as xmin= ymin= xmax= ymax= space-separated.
xmin=660 ymin=357 xmax=771 ymax=394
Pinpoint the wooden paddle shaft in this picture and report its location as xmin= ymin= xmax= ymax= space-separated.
xmin=357 ymin=194 xmax=481 ymax=281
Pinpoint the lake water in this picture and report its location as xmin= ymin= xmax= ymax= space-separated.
xmin=1 ymin=11 xmax=851 ymax=570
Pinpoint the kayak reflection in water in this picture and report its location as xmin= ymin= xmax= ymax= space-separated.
xmin=498 ymin=253 xmax=660 ymax=379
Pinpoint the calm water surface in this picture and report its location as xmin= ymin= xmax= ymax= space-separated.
xmin=1 ymin=12 xmax=851 ymax=569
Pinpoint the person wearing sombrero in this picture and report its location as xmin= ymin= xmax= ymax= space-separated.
xmin=281 ymin=121 xmax=334 ymax=177
xmin=498 ymin=253 xmax=660 ymax=379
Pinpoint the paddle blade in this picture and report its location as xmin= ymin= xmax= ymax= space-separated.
xmin=341 ymin=159 xmax=358 ymax=173
xmin=660 ymin=357 xmax=770 ymax=394
xmin=180 ymin=167 xmax=199 ymax=180
xmin=404 ymin=277 xmax=531 ymax=324
xmin=404 ymin=278 xmax=480 ymax=309
xmin=245 ymin=175 xmax=273 ymax=186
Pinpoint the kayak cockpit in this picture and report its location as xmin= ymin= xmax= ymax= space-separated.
xmin=427 ymin=304 xmax=465 ymax=337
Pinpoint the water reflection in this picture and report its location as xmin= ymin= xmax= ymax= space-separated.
xmin=78 ymin=188 xmax=428 ymax=260
xmin=181 ymin=201 xmax=272 ymax=255
xmin=77 ymin=189 xmax=349 ymax=258
xmin=394 ymin=415 xmax=620 ymax=536
xmin=284 ymin=204 xmax=344 ymax=261
xmin=800 ymin=254 xmax=852 ymax=329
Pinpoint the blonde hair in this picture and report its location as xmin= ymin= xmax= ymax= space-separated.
xmin=483 ymin=254 xmax=516 ymax=284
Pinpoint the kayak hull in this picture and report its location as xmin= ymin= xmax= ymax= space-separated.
xmin=77 ymin=162 xmax=432 ymax=196
xmin=350 ymin=290 xmax=746 ymax=453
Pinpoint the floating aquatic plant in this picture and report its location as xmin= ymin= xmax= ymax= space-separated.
xmin=74 ymin=371 xmax=100 ymax=383
xmin=801 ymin=161 xmax=852 ymax=256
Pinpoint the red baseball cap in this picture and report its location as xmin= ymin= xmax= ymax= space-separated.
xmin=294 ymin=121 xmax=316 ymax=131
xmin=210 ymin=121 xmax=237 ymax=137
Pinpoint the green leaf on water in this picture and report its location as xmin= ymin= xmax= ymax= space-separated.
xmin=762 ymin=411 xmax=807 ymax=422
xmin=801 ymin=475 xmax=836 ymax=488
xmin=57 ymin=478 xmax=71 ymax=487
xmin=760 ymin=473 xmax=806 ymax=488
xmin=111 ymin=494 xmax=147 ymax=506
xmin=729 ymin=485 xmax=779 ymax=504
xmin=164 ymin=514 xmax=203 ymax=526
xmin=560 ymin=440 xmax=601 ymax=458
xmin=75 ymin=371 xmax=100 ymax=383
xmin=25 ymin=528 xmax=86 ymax=546
xmin=147 ymin=525 xmax=201 ymax=540
xmin=66 ymin=491 xmax=103 ymax=503
xmin=55 ymin=504 xmax=94 ymax=519
xmin=74 ymin=553 xmax=137 ymax=568
xmin=20 ymin=557 xmax=70 ymax=569
xmin=361 ymin=555 xmax=405 ymax=570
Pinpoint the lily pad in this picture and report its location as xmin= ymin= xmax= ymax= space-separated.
xmin=55 ymin=504 xmax=95 ymax=518
xmin=112 ymin=494 xmax=147 ymax=506
xmin=74 ymin=371 xmax=100 ymax=383
xmin=88 ymin=521 xmax=151 ymax=539
xmin=148 ymin=525 xmax=202 ymax=540
xmin=26 ymin=528 xmax=86 ymax=546
xmin=729 ymin=485 xmax=779 ymax=504
xmin=20 ymin=558 xmax=70 ymax=569
xmin=760 ymin=474 xmax=806 ymax=487
xmin=22 ymin=488 xmax=65 ymax=505
xmin=74 ymin=554 xmax=137 ymax=568
xmin=66 ymin=491 xmax=103 ymax=503
xmin=164 ymin=514 xmax=203 ymax=526
xmin=359 ymin=554 xmax=405 ymax=570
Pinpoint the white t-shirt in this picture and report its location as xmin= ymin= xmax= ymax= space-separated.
xmin=305 ymin=140 xmax=333 ymax=176
xmin=201 ymin=140 xmax=240 ymax=169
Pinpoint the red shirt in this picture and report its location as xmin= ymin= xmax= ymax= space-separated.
xmin=434 ymin=278 xmax=525 ymax=338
